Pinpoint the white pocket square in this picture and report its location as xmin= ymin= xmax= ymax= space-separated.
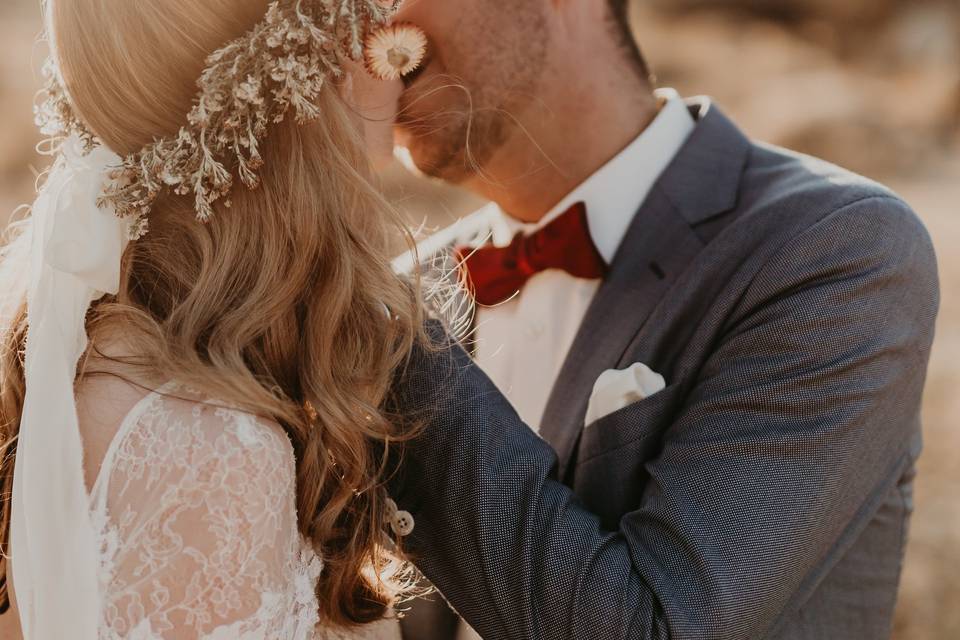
xmin=585 ymin=363 xmax=666 ymax=427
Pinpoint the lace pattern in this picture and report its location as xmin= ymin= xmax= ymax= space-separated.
xmin=87 ymin=383 xmax=399 ymax=640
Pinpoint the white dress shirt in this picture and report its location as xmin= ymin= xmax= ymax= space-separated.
xmin=472 ymin=89 xmax=695 ymax=433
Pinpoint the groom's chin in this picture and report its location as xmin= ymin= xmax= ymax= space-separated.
xmin=392 ymin=127 xmax=470 ymax=184
xmin=391 ymin=143 xmax=426 ymax=179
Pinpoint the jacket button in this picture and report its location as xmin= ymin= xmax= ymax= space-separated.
xmin=392 ymin=510 xmax=415 ymax=537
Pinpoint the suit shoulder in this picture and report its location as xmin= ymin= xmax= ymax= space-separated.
xmin=745 ymin=142 xmax=899 ymax=214
xmin=730 ymin=149 xmax=939 ymax=341
xmin=737 ymin=142 xmax=932 ymax=250
xmin=743 ymin=146 xmax=937 ymax=295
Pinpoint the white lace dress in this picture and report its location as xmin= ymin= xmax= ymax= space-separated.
xmin=86 ymin=382 xmax=401 ymax=640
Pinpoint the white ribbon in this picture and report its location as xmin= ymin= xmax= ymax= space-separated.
xmin=10 ymin=134 xmax=128 ymax=639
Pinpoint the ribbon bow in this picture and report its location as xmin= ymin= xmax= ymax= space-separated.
xmin=457 ymin=202 xmax=608 ymax=306
xmin=11 ymin=134 xmax=128 ymax=640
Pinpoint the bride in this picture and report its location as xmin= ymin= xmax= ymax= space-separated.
xmin=0 ymin=0 xmax=432 ymax=638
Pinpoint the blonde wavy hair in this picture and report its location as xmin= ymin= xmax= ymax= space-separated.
xmin=0 ymin=0 xmax=425 ymax=627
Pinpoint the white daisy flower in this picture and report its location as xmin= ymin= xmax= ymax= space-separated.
xmin=364 ymin=23 xmax=428 ymax=81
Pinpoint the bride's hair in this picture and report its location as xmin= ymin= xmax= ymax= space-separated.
xmin=0 ymin=0 xmax=424 ymax=626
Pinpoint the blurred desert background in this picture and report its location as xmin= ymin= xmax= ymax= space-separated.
xmin=1 ymin=0 xmax=957 ymax=637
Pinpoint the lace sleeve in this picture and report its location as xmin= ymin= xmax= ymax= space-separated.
xmin=93 ymin=389 xmax=321 ymax=639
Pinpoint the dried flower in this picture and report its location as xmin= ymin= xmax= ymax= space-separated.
xmin=36 ymin=0 xmax=399 ymax=240
xmin=363 ymin=23 xmax=428 ymax=81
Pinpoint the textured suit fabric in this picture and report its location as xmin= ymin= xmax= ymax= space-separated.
xmin=390 ymin=99 xmax=939 ymax=640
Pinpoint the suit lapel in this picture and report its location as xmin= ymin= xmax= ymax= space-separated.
xmin=539 ymin=99 xmax=752 ymax=479
xmin=538 ymin=189 xmax=702 ymax=478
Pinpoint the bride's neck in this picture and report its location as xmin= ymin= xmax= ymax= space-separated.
xmin=81 ymin=326 xmax=165 ymax=391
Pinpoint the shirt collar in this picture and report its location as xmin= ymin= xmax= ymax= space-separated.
xmin=491 ymin=88 xmax=695 ymax=264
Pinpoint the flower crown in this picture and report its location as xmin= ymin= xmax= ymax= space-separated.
xmin=35 ymin=0 xmax=425 ymax=240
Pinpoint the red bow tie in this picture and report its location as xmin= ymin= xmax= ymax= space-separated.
xmin=457 ymin=202 xmax=608 ymax=306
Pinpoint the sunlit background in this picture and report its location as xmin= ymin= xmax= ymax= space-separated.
xmin=1 ymin=1 xmax=958 ymax=637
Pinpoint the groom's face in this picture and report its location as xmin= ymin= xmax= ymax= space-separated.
xmin=393 ymin=0 xmax=550 ymax=184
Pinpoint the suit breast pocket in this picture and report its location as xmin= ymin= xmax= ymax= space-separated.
xmin=574 ymin=383 xmax=685 ymax=526
xmin=578 ymin=381 xmax=685 ymax=464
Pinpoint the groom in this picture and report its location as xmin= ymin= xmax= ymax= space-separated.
xmin=389 ymin=1 xmax=940 ymax=639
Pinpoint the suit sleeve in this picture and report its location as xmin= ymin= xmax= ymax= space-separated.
xmin=389 ymin=196 xmax=939 ymax=640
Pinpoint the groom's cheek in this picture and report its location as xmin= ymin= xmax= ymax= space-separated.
xmin=394 ymin=0 xmax=493 ymax=67
xmin=393 ymin=0 xmax=455 ymax=32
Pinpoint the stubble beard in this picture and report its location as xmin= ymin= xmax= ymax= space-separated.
xmin=395 ymin=7 xmax=549 ymax=186
xmin=396 ymin=76 xmax=511 ymax=185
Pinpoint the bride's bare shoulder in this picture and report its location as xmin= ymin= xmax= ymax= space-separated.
xmin=76 ymin=373 xmax=159 ymax=493
xmin=77 ymin=371 xmax=293 ymax=497
xmin=0 ymin=608 xmax=23 ymax=640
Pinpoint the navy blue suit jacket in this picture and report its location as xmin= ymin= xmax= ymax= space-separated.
xmin=391 ymin=99 xmax=939 ymax=639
